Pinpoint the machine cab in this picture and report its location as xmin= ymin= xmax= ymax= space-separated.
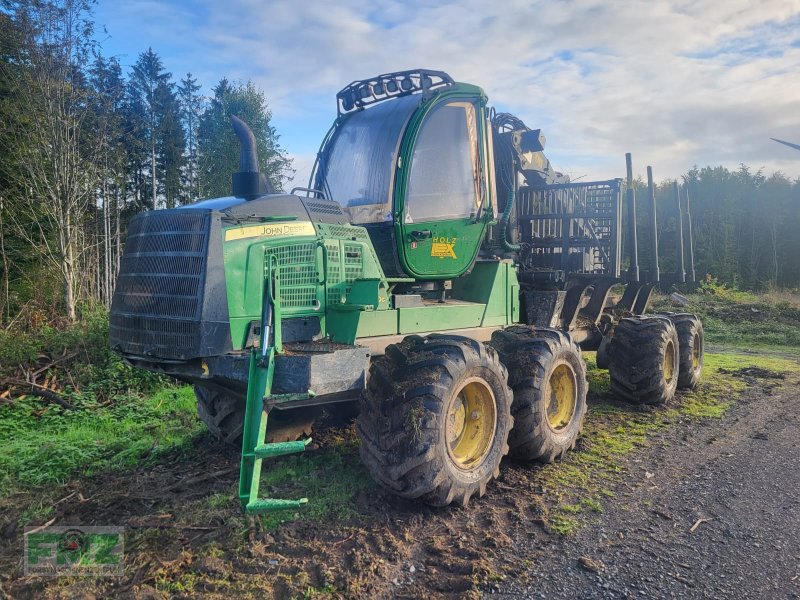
xmin=312 ymin=70 xmax=495 ymax=280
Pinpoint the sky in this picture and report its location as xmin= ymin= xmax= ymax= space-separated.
xmin=93 ymin=0 xmax=800 ymax=189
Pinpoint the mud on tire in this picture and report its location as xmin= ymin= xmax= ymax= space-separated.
xmin=356 ymin=335 xmax=513 ymax=507
xmin=194 ymin=385 xmax=318 ymax=445
xmin=607 ymin=316 xmax=680 ymax=405
xmin=490 ymin=326 xmax=588 ymax=462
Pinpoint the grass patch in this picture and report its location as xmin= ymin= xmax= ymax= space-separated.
xmin=547 ymin=513 xmax=580 ymax=535
xmin=0 ymin=386 xmax=202 ymax=497
xmin=257 ymin=427 xmax=376 ymax=531
xmin=650 ymin=287 xmax=800 ymax=352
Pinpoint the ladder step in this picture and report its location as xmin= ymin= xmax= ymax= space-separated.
xmin=246 ymin=497 xmax=308 ymax=514
xmin=252 ymin=438 xmax=311 ymax=459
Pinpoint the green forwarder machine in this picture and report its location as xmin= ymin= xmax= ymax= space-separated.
xmin=110 ymin=69 xmax=703 ymax=512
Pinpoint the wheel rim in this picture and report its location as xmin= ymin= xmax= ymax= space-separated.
xmin=691 ymin=333 xmax=701 ymax=370
xmin=664 ymin=339 xmax=676 ymax=383
xmin=446 ymin=377 xmax=497 ymax=471
xmin=546 ymin=362 xmax=577 ymax=432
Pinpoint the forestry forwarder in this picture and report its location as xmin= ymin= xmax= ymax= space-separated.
xmin=110 ymin=69 xmax=703 ymax=512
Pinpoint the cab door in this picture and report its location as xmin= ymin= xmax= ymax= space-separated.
xmin=396 ymin=98 xmax=490 ymax=279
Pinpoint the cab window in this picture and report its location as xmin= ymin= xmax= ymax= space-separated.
xmin=404 ymin=101 xmax=481 ymax=222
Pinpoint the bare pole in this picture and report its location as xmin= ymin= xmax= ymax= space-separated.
xmin=673 ymin=181 xmax=685 ymax=283
xmin=683 ymin=186 xmax=695 ymax=282
xmin=646 ymin=166 xmax=660 ymax=282
xmin=625 ymin=153 xmax=639 ymax=282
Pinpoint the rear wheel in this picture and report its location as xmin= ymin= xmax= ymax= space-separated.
xmin=356 ymin=335 xmax=513 ymax=507
xmin=656 ymin=313 xmax=704 ymax=389
xmin=607 ymin=317 xmax=679 ymax=405
xmin=491 ymin=327 xmax=587 ymax=462
xmin=194 ymin=385 xmax=318 ymax=445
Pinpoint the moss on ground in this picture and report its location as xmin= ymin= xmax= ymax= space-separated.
xmin=539 ymin=350 xmax=799 ymax=535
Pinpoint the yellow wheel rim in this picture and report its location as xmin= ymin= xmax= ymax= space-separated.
xmin=664 ymin=339 xmax=676 ymax=383
xmin=546 ymin=362 xmax=577 ymax=432
xmin=446 ymin=377 xmax=497 ymax=471
xmin=691 ymin=333 xmax=701 ymax=370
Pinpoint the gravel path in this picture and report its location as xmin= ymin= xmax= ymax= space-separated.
xmin=496 ymin=384 xmax=800 ymax=599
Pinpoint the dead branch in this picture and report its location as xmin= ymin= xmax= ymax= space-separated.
xmin=1 ymin=377 xmax=75 ymax=410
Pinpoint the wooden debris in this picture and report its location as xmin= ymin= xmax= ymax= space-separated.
xmin=689 ymin=517 xmax=711 ymax=533
xmin=0 ymin=377 xmax=75 ymax=410
xmin=669 ymin=572 xmax=695 ymax=587
xmin=578 ymin=556 xmax=604 ymax=573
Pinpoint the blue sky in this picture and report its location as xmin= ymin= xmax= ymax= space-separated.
xmin=93 ymin=0 xmax=800 ymax=188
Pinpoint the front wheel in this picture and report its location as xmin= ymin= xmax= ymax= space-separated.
xmin=356 ymin=335 xmax=513 ymax=507
xmin=194 ymin=385 xmax=318 ymax=445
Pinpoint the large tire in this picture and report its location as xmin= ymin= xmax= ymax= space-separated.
xmin=194 ymin=385 xmax=318 ymax=445
xmin=490 ymin=326 xmax=588 ymax=462
xmin=607 ymin=317 xmax=679 ymax=405
xmin=356 ymin=335 xmax=513 ymax=507
xmin=655 ymin=313 xmax=704 ymax=389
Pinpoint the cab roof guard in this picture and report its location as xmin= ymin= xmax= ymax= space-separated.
xmin=336 ymin=69 xmax=454 ymax=115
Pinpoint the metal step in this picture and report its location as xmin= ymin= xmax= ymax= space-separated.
xmin=252 ymin=438 xmax=311 ymax=459
xmin=246 ymin=497 xmax=309 ymax=514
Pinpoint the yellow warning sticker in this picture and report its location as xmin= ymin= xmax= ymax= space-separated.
xmin=224 ymin=221 xmax=316 ymax=241
xmin=430 ymin=237 xmax=457 ymax=259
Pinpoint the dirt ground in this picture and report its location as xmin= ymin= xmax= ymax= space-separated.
xmin=496 ymin=368 xmax=800 ymax=599
xmin=1 ymin=352 xmax=798 ymax=599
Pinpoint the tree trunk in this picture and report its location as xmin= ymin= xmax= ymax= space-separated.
xmin=0 ymin=196 xmax=9 ymax=321
xmin=152 ymin=141 xmax=157 ymax=210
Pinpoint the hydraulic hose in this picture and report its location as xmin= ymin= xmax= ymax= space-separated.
xmin=499 ymin=189 xmax=521 ymax=252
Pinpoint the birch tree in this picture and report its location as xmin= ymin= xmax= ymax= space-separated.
xmin=2 ymin=0 xmax=98 ymax=322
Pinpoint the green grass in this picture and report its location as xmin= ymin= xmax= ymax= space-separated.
xmin=256 ymin=428 xmax=376 ymax=531
xmin=650 ymin=287 xmax=800 ymax=352
xmin=0 ymin=386 xmax=202 ymax=497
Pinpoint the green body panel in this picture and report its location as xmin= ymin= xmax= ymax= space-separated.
xmin=222 ymin=222 xmax=522 ymax=347
xmin=451 ymin=260 xmax=520 ymax=326
xmin=397 ymin=302 xmax=485 ymax=333
xmin=222 ymin=222 xmax=390 ymax=349
xmin=356 ymin=308 xmax=398 ymax=337
xmin=223 ymin=231 xmax=322 ymax=349
xmin=393 ymin=85 xmax=495 ymax=280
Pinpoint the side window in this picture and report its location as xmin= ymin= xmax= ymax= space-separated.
xmin=405 ymin=101 xmax=480 ymax=222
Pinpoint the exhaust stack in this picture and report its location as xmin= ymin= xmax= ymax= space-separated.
xmin=231 ymin=115 xmax=273 ymax=198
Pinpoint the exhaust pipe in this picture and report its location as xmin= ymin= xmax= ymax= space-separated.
xmin=231 ymin=115 xmax=273 ymax=198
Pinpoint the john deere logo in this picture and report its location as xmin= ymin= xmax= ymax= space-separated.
xmin=224 ymin=221 xmax=316 ymax=241
xmin=431 ymin=237 xmax=457 ymax=259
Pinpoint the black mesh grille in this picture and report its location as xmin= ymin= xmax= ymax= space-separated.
xmin=110 ymin=210 xmax=210 ymax=359
xmin=301 ymin=197 xmax=347 ymax=222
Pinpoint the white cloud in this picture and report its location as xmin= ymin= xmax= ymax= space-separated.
xmin=99 ymin=0 xmax=800 ymax=181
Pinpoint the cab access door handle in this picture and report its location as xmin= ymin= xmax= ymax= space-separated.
xmin=408 ymin=230 xmax=432 ymax=241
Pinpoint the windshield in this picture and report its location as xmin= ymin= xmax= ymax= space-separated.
xmin=315 ymin=94 xmax=420 ymax=224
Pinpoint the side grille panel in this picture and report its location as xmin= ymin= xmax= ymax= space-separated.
xmin=265 ymin=242 xmax=319 ymax=310
xmin=110 ymin=211 xmax=210 ymax=359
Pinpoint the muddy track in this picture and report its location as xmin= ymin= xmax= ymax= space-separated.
xmin=1 ymin=359 xmax=798 ymax=599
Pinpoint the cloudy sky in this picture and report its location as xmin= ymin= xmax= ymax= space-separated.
xmin=94 ymin=0 xmax=800 ymax=187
